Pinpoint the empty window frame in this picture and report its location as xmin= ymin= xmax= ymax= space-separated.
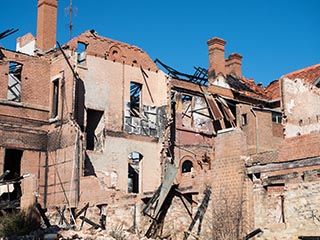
xmin=128 ymin=151 xmax=143 ymax=193
xmin=86 ymin=109 xmax=104 ymax=151
xmin=182 ymin=160 xmax=193 ymax=173
xmin=77 ymin=42 xmax=87 ymax=65
xmin=7 ymin=61 xmax=23 ymax=102
xmin=130 ymin=82 xmax=142 ymax=117
xmin=182 ymin=94 xmax=193 ymax=127
xmin=241 ymin=113 xmax=248 ymax=126
xmin=3 ymin=149 xmax=23 ymax=181
xmin=272 ymin=112 xmax=282 ymax=124
xmin=51 ymin=79 xmax=59 ymax=118
xmin=2 ymin=149 xmax=23 ymax=201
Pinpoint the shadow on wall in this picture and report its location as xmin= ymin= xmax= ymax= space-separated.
xmin=84 ymin=152 xmax=96 ymax=177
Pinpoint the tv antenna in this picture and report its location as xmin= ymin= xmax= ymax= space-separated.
xmin=65 ymin=0 xmax=77 ymax=40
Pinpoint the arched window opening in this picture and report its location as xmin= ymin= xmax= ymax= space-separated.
xmin=182 ymin=160 xmax=193 ymax=173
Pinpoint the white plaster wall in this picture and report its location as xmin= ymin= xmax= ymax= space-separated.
xmin=87 ymin=136 xmax=162 ymax=193
xmin=282 ymin=77 xmax=320 ymax=137
xmin=16 ymin=40 xmax=35 ymax=56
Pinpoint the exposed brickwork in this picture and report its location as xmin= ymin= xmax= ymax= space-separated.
xmin=36 ymin=0 xmax=58 ymax=52
xmin=0 ymin=3 xmax=319 ymax=239
xmin=66 ymin=30 xmax=159 ymax=72
xmin=278 ymin=132 xmax=320 ymax=162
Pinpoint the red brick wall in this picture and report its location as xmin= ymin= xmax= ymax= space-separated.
xmin=46 ymin=145 xmax=79 ymax=207
xmin=0 ymin=49 xmax=50 ymax=107
xmin=36 ymin=0 xmax=58 ymax=52
xmin=278 ymin=132 xmax=320 ymax=162
xmin=237 ymin=104 xmax=282 ymax=154
xmin=210 ymin=129 xmax=251 ymax=235
xmin=0 ymin=129 xmax=47 ymax=151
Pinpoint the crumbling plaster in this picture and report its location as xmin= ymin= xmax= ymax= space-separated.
xmin=87 ymin=136 xmax=162 ymax=193
xmin=282 ymin=77 xmax=320 ymax=137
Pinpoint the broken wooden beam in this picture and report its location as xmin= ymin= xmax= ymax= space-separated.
xmin=244 ymin=228 xmax=263 ymax=239
xmin=183 ymin=186 xmax=211 ymax=240
xmin=79 ymin=216 xmax=105 ymax=230
xmin=36 ymin=203 xmax=51 ymax=228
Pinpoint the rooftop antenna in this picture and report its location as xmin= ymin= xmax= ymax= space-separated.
xmin=69 ymin=0 xmax=73 ymax=40
xmin=65 ymin=0 xmax=77 ymax=40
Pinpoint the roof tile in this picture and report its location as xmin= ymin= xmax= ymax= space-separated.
xmin=284 ymin=64 xmax=320 ymax=85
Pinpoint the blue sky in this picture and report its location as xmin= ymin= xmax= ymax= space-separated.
xmin=1 ymin=0 xmax=319 ymax=86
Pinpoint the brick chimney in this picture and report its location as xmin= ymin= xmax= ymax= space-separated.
xmin=36 ymin=0 xmax=58 ymax=52
xmin=207 ymin=37 xmax=226 ymax=79
xmin=225 ymin=53 xmax=243 ymax=78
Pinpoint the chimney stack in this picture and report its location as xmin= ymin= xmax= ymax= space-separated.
xmin=36 ymin=0 xmax=58 ymax=52
xmin=207 ymin=37 xmax=226 ymax=78
xmin=225 ymin=53 xmax=243 ymax=78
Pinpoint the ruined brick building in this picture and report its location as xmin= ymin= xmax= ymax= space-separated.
xmin=0 ymin=0 xmax=319 ymax=239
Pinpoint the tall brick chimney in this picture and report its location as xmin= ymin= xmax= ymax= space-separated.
xmin=225 ymin=53 xmax=243 ymax=78
xmin=207 ymin=37 xmax=226 ymax=78
xmin=36 ymin=0 xmax=58 ymax=52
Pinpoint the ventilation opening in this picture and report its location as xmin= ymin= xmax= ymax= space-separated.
xmin=130 ymin=82 xmax=142 ymax=117
xmin=86 ymin=109 xmax=104 ymax=151
xmin=182 ymin=160 xmax=193 ymax=173
xmin=7 ymin=61 xmax=22 ymax=102
xmin=128 ymin=152 xmax=143 ymax=193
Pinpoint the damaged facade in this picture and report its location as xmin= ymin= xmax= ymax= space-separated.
xmin=0 ymin=0 xmax=320 ymax=239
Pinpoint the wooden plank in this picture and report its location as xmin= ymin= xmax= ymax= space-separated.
xmin=154 ymin=164 xmax=178 ymax=217
xmin=204 ymin=94 xmax=223 ymax=120
xmin=183 ymin=186 xmax=211 ymax=240
xmin=247 ymin=156 xmax=320 ymax=174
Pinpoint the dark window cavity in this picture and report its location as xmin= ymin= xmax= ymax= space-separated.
xmin=51 ymin=79 xmax=59 ymax=118
xmin=86 ymin=109 xmax=104 ymax=151
xmin=128 ymin=152 xmax=143 ymax=193
xmin=241 ymin=113 xmax=248 ymax=126
xmin=182 ymin=160 xmax=193 ymax=173
xmin=272 ymin=112 xmax=282 ymax=124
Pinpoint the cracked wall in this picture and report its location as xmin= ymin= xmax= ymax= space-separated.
xmin=282 ymin=77 xmax=320 ymax=137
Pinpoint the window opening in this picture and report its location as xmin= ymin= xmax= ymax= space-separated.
xmin=241 ymin=113 xmax=248 ymax=126
xmin=1 ymin=149 xmax=23 ymax=203
xmin=7 ymin=61 xmax=22 ymax=102
xmin=182 ymin=160 xmax=193 ymax=173
xmin=130 ymin=82 xmax=142 ymax=117
xmin=51 ymin=79 xmax=59 ymax=118
xmin=86 ymin=109 xmax=104 ymax=151
xmin=77 ymin=42 xmax=87 ymax=65
xmin=182 ymin=94 xmax=193 ymax=127
xmin=128 ymin=152 xmax=143 ymax=193
xmin=272 ymin=112 xmax=282 ymax=124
